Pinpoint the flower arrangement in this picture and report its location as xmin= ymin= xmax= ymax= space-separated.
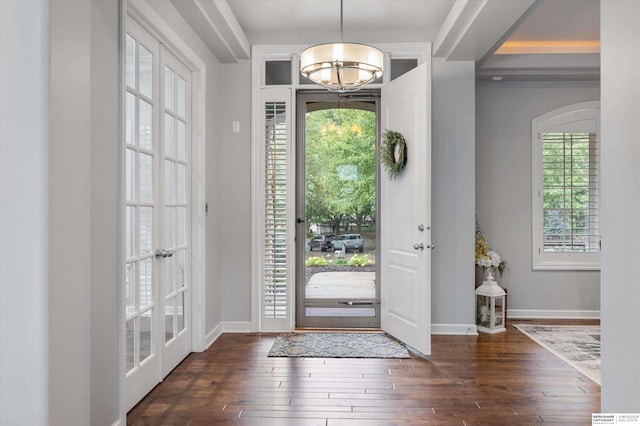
xmin=475 ymin=220 xmax=507 ymax=277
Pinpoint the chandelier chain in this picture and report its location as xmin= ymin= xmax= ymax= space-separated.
xmin=340 ymin=0 xmax=344 ymax=41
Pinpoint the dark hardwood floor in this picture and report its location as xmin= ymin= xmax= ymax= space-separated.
xmin=128 ymin=319 xmax=600 ymax=425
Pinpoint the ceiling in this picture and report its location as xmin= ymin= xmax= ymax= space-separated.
xmin=170 ymin=0 xmax=600 ymax=81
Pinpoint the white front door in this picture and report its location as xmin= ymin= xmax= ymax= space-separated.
xmin=380 ymin=62 xmax=431 ymax=355
xmin=124 ymin=19 xmax=192 ymax=411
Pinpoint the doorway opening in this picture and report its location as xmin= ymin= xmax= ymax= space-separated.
xmin=296 ymin=91 xmax=380 ymax=328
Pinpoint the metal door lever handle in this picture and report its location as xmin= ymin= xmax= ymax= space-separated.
xmin=413 ymin=243 xmax=424 ymax=250
xmin=155 ymin=249 xmax=173 ymax=258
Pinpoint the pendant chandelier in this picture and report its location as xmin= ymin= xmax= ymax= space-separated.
xmin=300 ymin=0 xmax=383 ymax=92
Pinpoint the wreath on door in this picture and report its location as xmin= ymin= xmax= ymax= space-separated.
xmin=381 ymin=130 xmax=407 ymax=180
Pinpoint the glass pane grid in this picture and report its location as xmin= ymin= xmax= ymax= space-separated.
xmin=126 ymin=318 xmax=135 ymax=373
xmin=165 ymin=297 xmax=174 ymax=343
xmin=542 ymin=131 xmax=598 ymax=254
xmin=139 ymin=44 xmax=153 ymax=98
xmin=126 ymin=34 xmax=136 ymax=90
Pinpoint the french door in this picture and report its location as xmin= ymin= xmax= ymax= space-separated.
xmin=124 ymin=18 xmax=192 ymax=411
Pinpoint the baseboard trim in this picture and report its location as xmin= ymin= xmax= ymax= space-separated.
xmin=204 ymin=323 xmax=223 ymax=350
xmin=508 ymin=309 xmax=601 ymax=319
xmin=431 ymin=323 xmax=478 ymax=335
xmin=204 ymin=321 xmax=253 ymax=350
xmin=222 ymin=321 xmax=253 ymax=333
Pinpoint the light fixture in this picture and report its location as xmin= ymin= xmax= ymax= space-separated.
xmin=300 ymin=0 xmax=383 ymax=92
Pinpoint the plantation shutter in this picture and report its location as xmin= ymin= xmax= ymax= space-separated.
xmin=542 ymin=132 xmax=598 ymax=253
xmin=264 ymin=101 xmax=288 ymax=319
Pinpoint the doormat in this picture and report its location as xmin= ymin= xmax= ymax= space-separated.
xmin=514 ymin=324 xmax=600 ymax=384
xmin=267 ymin=332 xmax=410 ymax=358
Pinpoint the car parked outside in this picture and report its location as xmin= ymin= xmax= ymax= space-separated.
xmin=331 ymin=234 xmax=364 ymax=253
xmin=308 ymin=234 xmax=334 ymax=251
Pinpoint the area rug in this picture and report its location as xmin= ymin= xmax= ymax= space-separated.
xmin=267 ymin=332 xmax=410 ymax=358
xmin=514 ymin=324 xmax=600 ymax=384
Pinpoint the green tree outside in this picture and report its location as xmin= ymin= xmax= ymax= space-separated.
xmin=305 ymin=108 xmax=376 ymax=234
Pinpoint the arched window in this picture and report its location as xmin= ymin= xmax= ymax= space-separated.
xmin=532 ymin=101 xmax=600 ymax=270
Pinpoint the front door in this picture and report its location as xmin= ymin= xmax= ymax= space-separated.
xmin=124 ymin=19 xmax=193 ymax=411
xmin=380 ymin=62 xmax=431 ymax=355
xmin=296 ymin=92 xmax=380 ymax=328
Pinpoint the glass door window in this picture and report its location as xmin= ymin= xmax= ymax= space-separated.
xmin=296 ymin=93 xmax=380 ymax=328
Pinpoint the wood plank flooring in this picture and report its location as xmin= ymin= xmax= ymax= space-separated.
xmin=128 ymin=319 xmax=600 ymax=425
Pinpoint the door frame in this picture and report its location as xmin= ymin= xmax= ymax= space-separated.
xmin=295 ymin=90 xmax=382 ymax=328
xmin=250 ymin=43 xmax=429 ymax=332
xmin=122 ymin=0 xmax=207 ymax=413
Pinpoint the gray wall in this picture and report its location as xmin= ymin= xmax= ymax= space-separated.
xmin=600 ymin=0 xmax=640 ymax=412
xmin=476 ymin=80 xmax=600 ymax=315
xmin=217 ymin=61 xmax=253 ymax=323
xmin=0 ymin=0 xmax=121 ymax=424
xmin=144 ymin=0 xmax=225 ymax=335
xmin=89 ymin=0 xmax=120 ymax=422
xmin=0 ymin=1 xmax=51 ymax=424
xmin=431 ymin=58 xmax=476 ymax=331
xmin=50 ymin=1 xmax=94 ymax=423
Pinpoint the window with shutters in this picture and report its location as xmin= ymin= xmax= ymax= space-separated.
xmin=532 ymin=101 xmax=600 ymax=270
xmin=263 ymin=101 xmax=289 ymax=320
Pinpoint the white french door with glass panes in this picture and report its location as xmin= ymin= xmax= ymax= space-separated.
xmin=124 ymin=18 xmax=192 ymax=411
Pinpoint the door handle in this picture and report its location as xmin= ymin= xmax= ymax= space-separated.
xmin=413 ymin=242 xmax=424 ymax=250
xmin=155 ymin=249 xmax=173 ymax=259
xmin=296 ymin=217 xmax=305 ymax=224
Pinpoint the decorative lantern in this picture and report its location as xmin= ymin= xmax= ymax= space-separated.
xmin=475 ymin=270 xmax=506 ymax=334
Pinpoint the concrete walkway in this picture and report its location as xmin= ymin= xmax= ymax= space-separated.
xmin=306 ymin=271 xmax=376 ymax=299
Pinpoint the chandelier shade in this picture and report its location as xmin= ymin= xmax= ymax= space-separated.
xmin=300 ymin=42 xmax=383 ymax=92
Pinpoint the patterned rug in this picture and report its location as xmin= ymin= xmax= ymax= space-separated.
xmin=267 ymin=332 xmax=410 ymax=358
xmin=514 ymin=324 xmax=600 ymax=384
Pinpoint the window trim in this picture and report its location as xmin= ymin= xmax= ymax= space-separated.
xmin=531 ymin=101 xmax=600 ymax=270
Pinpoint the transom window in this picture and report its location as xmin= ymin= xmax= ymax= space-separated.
xmin=532 ymin=101 xmax=600 ymax=270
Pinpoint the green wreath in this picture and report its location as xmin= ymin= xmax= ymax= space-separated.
xmin=381 ymin=130 xmax=407 ymax=179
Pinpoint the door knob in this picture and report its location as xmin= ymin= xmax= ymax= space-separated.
xmin=155 ymin=249 xmax=173 ymax=259
xmin=413 ymin=242 xmax=424 ymax=250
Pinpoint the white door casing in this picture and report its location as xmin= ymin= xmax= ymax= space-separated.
xmin=380 ymin=62 xmax=431 ymax=355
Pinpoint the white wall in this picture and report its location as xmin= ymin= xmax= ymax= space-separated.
xmin=0 ymin=2 xmax=51 ymax=424
xmin=431 ymin=58 xmax=477 ymax=333
xmin=476 ymin=80 xmax=600 ymax=316
xmin=600 ymin=0 xmax=640 ymax=412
